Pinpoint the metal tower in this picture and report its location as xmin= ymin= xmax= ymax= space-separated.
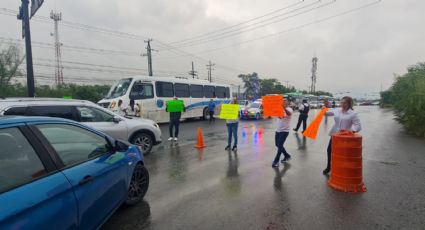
xmin=50 ymin=11 xmax=63 ymax=85
xmin=310 ymin=56 xmax=318 ymax=93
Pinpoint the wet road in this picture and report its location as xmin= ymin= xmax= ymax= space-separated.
xmin=103 ymin=107 xmax=425 ymax=230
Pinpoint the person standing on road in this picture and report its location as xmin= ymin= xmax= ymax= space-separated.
xmin=116 ymin=99 xmax=126 ymax=116
xmin=272 ymin=98 xmax=293 ymax=168
xmin=125 ymin=99 xmax=140 ymax=117
xmin=166 ymin=97 xmax=185 ymax=141
xmin=225 ymin=99 xmax=239 ymax=151
xmin=323 ymin=96 xmax=361 ymax=175
xmin=208 ymin=99 xmax=216 ymax=123
xmin=293 ymin=99 xmax=310 ymax=133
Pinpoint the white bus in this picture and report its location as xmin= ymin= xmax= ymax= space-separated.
xmin=98 ymin=76 xmax=232 ymax=123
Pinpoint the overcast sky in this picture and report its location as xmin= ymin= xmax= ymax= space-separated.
xmin=1 ymin=0 xmax=424 ymax=98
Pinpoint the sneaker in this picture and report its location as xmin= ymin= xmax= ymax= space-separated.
xmin=173 ymin=137 xmax=178 ymax=141
xmin=225 ymin=146 xmax=231 ymax=150
xmin=322 ymin=168 xmax=330 ymax=175
xmin=281 ymin=154 xmax=291 ymax=163
xmin=232 ymin=146 xmax=237 ymax=151
xmin=168 ymin=137 xmax=173 ymax=141
xmin=272 ymin=162 xmax=279 ymax=168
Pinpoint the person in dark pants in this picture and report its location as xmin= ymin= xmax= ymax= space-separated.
xmin=272 ymin=98 xmax=293 ymax=167
xmin=323 ymin=96 xmax=361 ymax=174
xmin=293 ymin=99 xmax=310 ymax=133
xmin=208 ymin=99 xmax=216 ymax=123
xmin=166 ymin=97 xmax=185 ymax=141
xmin=225 ymin=99 xmax=239 ymax=151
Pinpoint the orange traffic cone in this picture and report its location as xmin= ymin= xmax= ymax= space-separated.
xmin=303 ymin=107 xmax=327 ymax=139
xmin=195 ymin=127 xmax=206 ymax=148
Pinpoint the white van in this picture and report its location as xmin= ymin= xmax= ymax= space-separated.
xmin=98 ymin=76 xmax=232 ymax=123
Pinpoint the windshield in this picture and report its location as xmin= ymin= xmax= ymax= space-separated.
xmin=239 ymin=101 xmax=247 ymax=106
xmin=247 ymin=103 xmax=260 ymax=109
xmin=105 ymin=78 xmax=132 ymax=99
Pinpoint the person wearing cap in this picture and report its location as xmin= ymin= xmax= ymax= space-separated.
xmin=293 ymin=99 xmax=310 ymax=133
xmin=166 ymin=97 xmax=185 ymax=141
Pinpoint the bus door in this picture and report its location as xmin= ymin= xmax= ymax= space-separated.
xmin=128 ymin=80 xmax=155 ymax=119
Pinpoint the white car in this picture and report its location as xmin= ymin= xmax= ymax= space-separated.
xmin=0 ymin=98 xmax=162 ymax=154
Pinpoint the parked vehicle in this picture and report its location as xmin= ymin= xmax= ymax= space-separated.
xmin=309 ymin=101 xmax=320 ymax=109
xmin=241 ymin=101 xmax=263 ymax=120
xmin=98 ymin=76 xmax=232 ymax=123
xmin=0 ymin=98 xmax=162 ymax=154
xmin=0 ymin=116 xmax=149 ymax=229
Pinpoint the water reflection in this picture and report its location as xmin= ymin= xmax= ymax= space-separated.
xmin=102 ymin=200 xmax=151 ymax=229
xmin=168 ymin=144 xmax=187 ymax=183
xmin=294 ymin=133 xmax=307 ymax=150
xmin=274 ymin=163 xmax=291 ymax=191
xmin=223 ymin=151 xmax=241 ymax=195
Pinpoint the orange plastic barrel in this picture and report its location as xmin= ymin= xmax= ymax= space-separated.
xmin=328 ymin=130 xmax=366 ymax=193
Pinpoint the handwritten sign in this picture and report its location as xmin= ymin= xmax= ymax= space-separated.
xmin=262 ymin=95 xmax=285 ymax=117
xmin=219 ymin=104 xmax=240 ymax=120
xmin=166 ymin=100 xmax=184 ymax=112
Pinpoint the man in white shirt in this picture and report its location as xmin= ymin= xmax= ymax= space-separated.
xmin=272 ymin=98 xmax=293 ymax=168
xmin=293 ymin=99 xmax=310 ymax=133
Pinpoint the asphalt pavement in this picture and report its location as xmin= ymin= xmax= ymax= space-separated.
xmin=103 ymin=107 xmax=425 ymax=230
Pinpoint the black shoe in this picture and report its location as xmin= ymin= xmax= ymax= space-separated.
xmin=281 ymin=154 xmax=291 ymax=163
xmin=232 ymin=146 xmax=237 ymax=151
xmin=323 ymin=168 xmax=330 ymax=175
xmin=272 ymin=162 xmax=279 ymax=168
xmin=225 ymin=146 xmax=231 ymax=150
xmin=293 ymin=128 xmax=298 ymax=132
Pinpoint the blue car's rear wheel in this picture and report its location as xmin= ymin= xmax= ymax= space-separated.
xmin=125 ymin=164 xmax=149 ymax=205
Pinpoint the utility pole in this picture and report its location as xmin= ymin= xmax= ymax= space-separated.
xmin=50 ymin=10 xmax=63 ymax=85
xmin=17 ymin=0 xmax=36 ymax=97
xmin=188 ymin=61 xmax=197 ymax=79
xmin=142 ymin=39 xmax=156 ymax=76
xmin=283 ymin=80 xmax=290 ymax=88
xmin=310 ymin=56 xmax=318 ymax=93
xmin=206 ymin=60 xmax=215 ymax=82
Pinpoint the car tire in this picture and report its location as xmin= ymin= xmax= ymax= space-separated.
xmin=202 ymin=107 xmax=208 ymax=120
xmin=125 ymin=164 xmax=149 ymax=205
xmin=130 ymin=132 xmax=153 ymax=155
xmin=255 ymin=113 xmax=261 ymax=120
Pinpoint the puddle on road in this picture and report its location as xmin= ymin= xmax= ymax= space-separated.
xmin=379 ymin=161 xmax=400 ymax=166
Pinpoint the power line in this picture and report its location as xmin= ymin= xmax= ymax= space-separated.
xmin=170 ymin=0 xmax=331 ymax=48
xmin=168 ymin=0 xmax=305 ymax=45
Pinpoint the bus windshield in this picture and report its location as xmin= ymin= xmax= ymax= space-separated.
xmin=106 ymin=78 xmax=132 ymax=99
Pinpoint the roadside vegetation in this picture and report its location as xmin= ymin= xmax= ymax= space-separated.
xmin=380 ymin=62 xmax=425 ymax=138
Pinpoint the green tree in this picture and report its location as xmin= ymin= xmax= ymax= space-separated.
xmin=238 ymin=72 xmax=260 ymax=99
xmin=0 ymin=44 xmax=24 ymax=95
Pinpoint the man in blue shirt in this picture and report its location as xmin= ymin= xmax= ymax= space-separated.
xmin=208 ymin=99 xmax=216 ymax=123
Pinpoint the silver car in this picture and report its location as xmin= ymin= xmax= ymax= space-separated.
xmin=0 ymin=98 xmax=162 ymax=154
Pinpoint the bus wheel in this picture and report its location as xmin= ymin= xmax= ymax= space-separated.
xmin=202 ymin=107 xmax=208 ymax=120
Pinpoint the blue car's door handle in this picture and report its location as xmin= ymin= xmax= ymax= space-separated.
xmin=79 ymin=176 xmax=94 ymax=186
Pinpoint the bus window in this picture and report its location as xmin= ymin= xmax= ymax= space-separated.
xmin=130 ymin=82 xmax=154 ymax=100
xmin=174 ymin=83 xmax=190 ymax=98
xmin=156 ymin=81 xmax=174 ymax=97
xmin=190 ymin=85 xmax=203 ymax=98
xmin=215 ymin=86 xmax=226 ymax=98
xmin=225 ymin=87 xmax=230 ymax=98
xmin=204 ymin=86 xmax=215 ymax=98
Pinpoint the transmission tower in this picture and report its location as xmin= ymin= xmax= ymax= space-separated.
xmin=310 ymin=56 xmax=318 ymax=93
xmin=50 ymin=11 xmax=63 ymax=85
xmin=206 ymin=60 xmax=215 ymax=82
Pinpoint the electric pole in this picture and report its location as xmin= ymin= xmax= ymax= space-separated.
xmin=206 ymin=60 xmax=215 ymax=82
xmin=283 ymin=80 xmax=290 ymax=88
xmin=188 ymin=61 xmax=197 ymax=79
xmin=142 ymin=39 xmax=156 ymax=76
xmin=310 ymin=56 xmax=318 ymax=93
xmin=50 ymin=10 xmax=63 ymax=85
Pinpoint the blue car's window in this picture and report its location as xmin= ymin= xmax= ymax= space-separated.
xmin=37 ymin=124 xmax=111 ymax=166
xmin=0 ymin=128 xmax=46 ymax=193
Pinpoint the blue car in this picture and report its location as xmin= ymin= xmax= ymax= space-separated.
xmin=0 ymin=116 xmax=149 ymax=229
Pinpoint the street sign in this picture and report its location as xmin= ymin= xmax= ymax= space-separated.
xmin=30 ymin=0 xmax=44 ymax=18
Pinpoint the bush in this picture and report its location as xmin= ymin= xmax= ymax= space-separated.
xmin=0 ymin=83 xmax=111 ymax=103
xmin=387 ymin=62 xmax=425 ymax=138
